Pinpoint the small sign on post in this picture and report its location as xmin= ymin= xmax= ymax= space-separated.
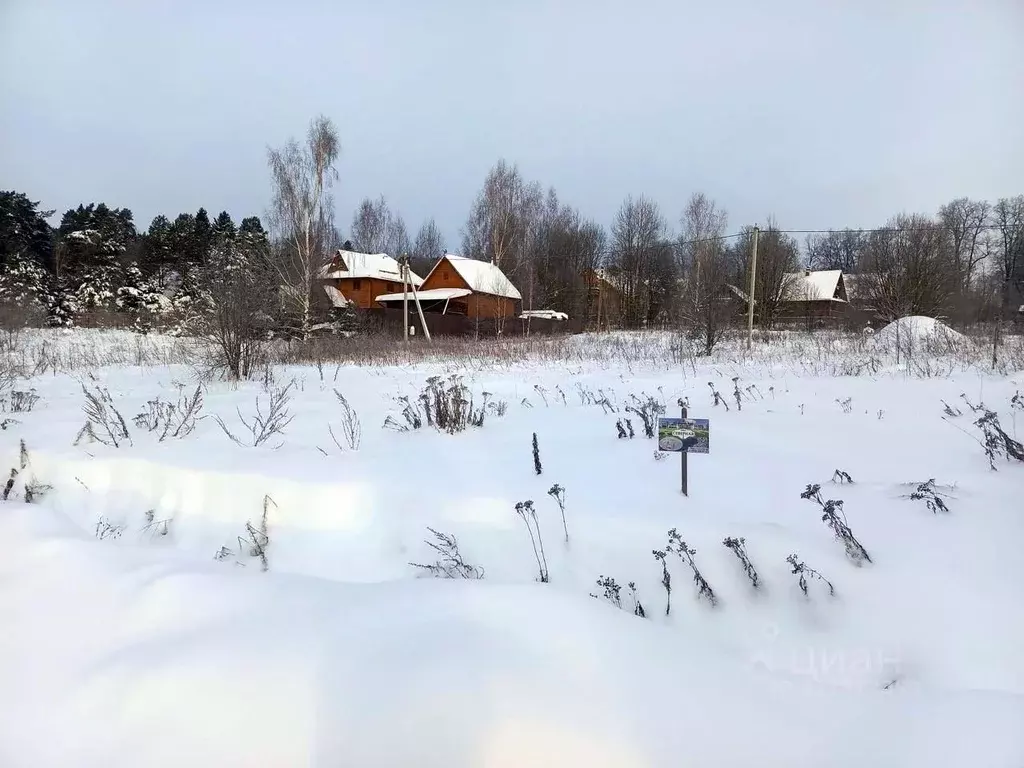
xmin=657 ymin=408 xmax=710 ymax=496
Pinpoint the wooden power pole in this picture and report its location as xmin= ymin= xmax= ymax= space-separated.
xmin=746 ymin=225 xmax=760 ymax=349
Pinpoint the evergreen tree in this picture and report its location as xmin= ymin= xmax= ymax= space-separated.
xmin=55 ymin=203 xmax=136 ymax=316
xmin=0 ymin=191 xmax=54 ymax=271
xmin=192 ymin=207 xmax=212 ymax=268
xmin=143 ymin=214 xmax=173 ymax=286
xmin=239 ymin=216 xmax=267 ymax=241
xmin=212 ymin=211 xmax=236 ymax=244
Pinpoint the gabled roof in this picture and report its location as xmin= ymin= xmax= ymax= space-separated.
xmin=319 ymin=249 xmax=423 ymax=287
xmin=425 ymin=254 xmax=522 ymax=300
xmin=781 ymin=270 xmax=846 ymax=302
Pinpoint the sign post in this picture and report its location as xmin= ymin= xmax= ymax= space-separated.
xmin=656 ymin=410 xmax=710 ymax=497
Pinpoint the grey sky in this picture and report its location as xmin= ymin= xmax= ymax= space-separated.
xmin=2 ymin=0 xmax=1022 ymax=247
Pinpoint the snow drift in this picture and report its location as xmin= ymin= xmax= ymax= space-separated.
xmin=872 ymin=316 xmax=972 ymax=355
xmin=2 ymin=504 xmax=1022 ymax=768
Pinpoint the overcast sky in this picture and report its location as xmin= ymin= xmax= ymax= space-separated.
xmin=2 ymin=0 xmax=1022 ymax=247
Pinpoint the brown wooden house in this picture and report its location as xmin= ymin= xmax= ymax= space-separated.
xmin=318 ymin=249 xmax=424 ymax=310
xmin=778 ymin=269 xmax=850 ymax=322
xmin=374 ymin=254 xmax=522 ymax=320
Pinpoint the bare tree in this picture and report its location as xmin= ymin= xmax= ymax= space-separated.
xmin=939 ymin=198 xmax=991 ymax=292
xmin=859 ymin=214 xmax=955 ymax=321
xmin=411 ymin=219 xmax=446 ymax=275
xmin=678 ymin=193 xmax=731 ymax=354
xmin=348 ymin=195 xmax=410 ymax=257
xmin=805 ymin=229 xmax=866 ymax=273
xmin=461 ymin=160 xmax=540 ymax=278
xmin=993 ymin=196 xmax=1024 ymax=305
xmin=609 ymin=195 xmax=668 ymax=328
xmin=727 ymin=222 xmax=799 ymax=328
xmin=203 ymin=228 xmax=275 ymax=379
xmin=267 ymin=115 xmax=340 ymax=338
xmin=349 ymin=196 xmax=390 ymax=253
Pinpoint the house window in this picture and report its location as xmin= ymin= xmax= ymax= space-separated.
xmin=352 ymin=279 xmax=362 ymax=290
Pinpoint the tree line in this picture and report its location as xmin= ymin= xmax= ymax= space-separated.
xmin=2 ymin=114 xmax=1021 ymax=345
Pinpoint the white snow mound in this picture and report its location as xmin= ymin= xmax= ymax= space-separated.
xmin=873 ymin=316 xmax=970 ymax=352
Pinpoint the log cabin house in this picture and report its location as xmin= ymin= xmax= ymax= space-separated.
xmin=319 ymin=249 xmax=423 ymax=309
xmin=374 ymin=254 xmax=522 ymax=320
xmin=778 ymin=269 xmax=850 ymax=322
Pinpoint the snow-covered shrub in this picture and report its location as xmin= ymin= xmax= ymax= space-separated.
xmin=3 ymin=389 xmax=40 ymax=413
xmin=667 ymin=528 xmax=718 ymax=606
xmin=652 ymin=549 xmax=672 ymax=616
xmin=722 ymin=536 xmax=760 ymax=589
xmin=908 ymin=479 xmax=950 ymax=514
xmin=514 ymin=500 xmax=549 ymax=583
xmin=707 ymin=382 xmax=729 ymax=410
xmin=132 ymin=384 xmax=203 ymax=441
xmin=547 ymin=483 xmax=569 ymax=543
xmin=973 ymin=409 xmax=1024 ymax=469
xmin=94 ymin=517 xmax=125 ymax=540
xmin=832 ymin=469 xmax=854 ymax=484
xmin=800 ymin=484 xmax=872 ymax=565
xmin=592 ymin=576 xmax=622 ymax=607
xmin=786 ymin=553 xmax=835 ymax=598
xmin=214 ymin=381 xmax=295 ymax=449
xmin=628 ymin=582 xmax=646 ymax=617
xmin=237 ymin=495 xmax=273 ymax=572
xmin=328 ymin=390 xmax=361 ymax=450
xmin=625 ymin=393 xmax=665 ymax=438
xmin=409 ymin=527 xmax=484 ymax=579
xmin=74 ymin=378 xmax=132 ymax=448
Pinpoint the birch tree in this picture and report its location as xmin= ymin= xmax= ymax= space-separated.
xmin=678 ymin=193 xmax=730 ymax=354
xmin=267 ymin=115 xmax=340 ymax=337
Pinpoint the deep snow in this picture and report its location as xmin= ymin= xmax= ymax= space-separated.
xmin=2 ymin=329 xmax=1023 ymax=767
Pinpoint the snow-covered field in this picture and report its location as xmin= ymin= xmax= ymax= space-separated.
xmin=2 ymin=328 xmax=1023 ymax=767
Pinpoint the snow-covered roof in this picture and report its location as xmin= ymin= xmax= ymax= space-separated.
xmin=319 ymin=249 xmax=423 ymax=287
xmin=520 ymin=309 xmax=568 ymax=321
xmin=426 ymin=255 xmax=522 ymax=300
xmin=781 ymin=270 xmax=846 ymax=302
xmin=322 ymin=284 xmax=349 ymax=308
xmin=375 ymin=288 xmax=472 ymax=302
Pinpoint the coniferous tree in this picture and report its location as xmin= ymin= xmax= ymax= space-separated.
xmin=212 ymin=211 xmax=236 ymax=244
xmin=0 ymin=191 xmax=54 ymax=271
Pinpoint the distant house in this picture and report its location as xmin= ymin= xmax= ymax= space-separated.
xmin=374 ymin=254 xmax=522 ymax=320
xmin=582 ymin=268 xmax=623 ymax=329
xmin=319 ymin=249 xmax=423 ymax=310
xmin=778 ymin=269 xmax=849 ymax=321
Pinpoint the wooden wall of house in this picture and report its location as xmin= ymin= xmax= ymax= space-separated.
xmin=332 ymin=278 xmax=406 ymax=309
xmin=420 ymin=257 xmax=519 ymax=319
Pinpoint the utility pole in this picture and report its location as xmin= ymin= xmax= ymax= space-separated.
xmin=746 ymin=225 xmax=760 ymax=349
xmin=402 ymin=256 xmax=409 ymax=343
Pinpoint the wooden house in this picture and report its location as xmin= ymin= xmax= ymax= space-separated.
xmin=374 ymin=254 xmax=522 ymax=320
xmin=778 ymin=269 xmax=849 ymax=322
xmin=319 ymin=249 xmax=423 ymax=310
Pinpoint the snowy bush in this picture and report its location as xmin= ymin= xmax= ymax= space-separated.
xmin=385 ymin=375 xmax=503 ymax=435
xmin=409 ymin=527 xmax=484 ymax=579
xmin=666 ymin=528 xmax=718 ymax=606
xmin=786 ymin=554 xmax=835 ymax=598
xmin=132 ymin=385 xmax=203 ymax=441
xmin=73 ymin=378 xmax=132 ymax=448
xmin=547 ymin=483 xmax=569 ymax=543
xmin=652 ymin=549 xmax=672 ymax=616
xmin=800 ymin=484 xmax=872 ymax=565
xmin=973 ymin=409 xmax=1024 ymax=469
xmin=908 ymin=479 xmax=950 ymax=514
xmin=328 ymin=390 xmax=361 ymax=450
xmin=214 ymin=381 xmax=295 ymax=449
xmin=625 ymin=393 xmax=665 ymax=438
xmin=722 ymin=536 xmax=760 ymax=589
xmin=514 ymin=500 xmax=549 ymax=583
